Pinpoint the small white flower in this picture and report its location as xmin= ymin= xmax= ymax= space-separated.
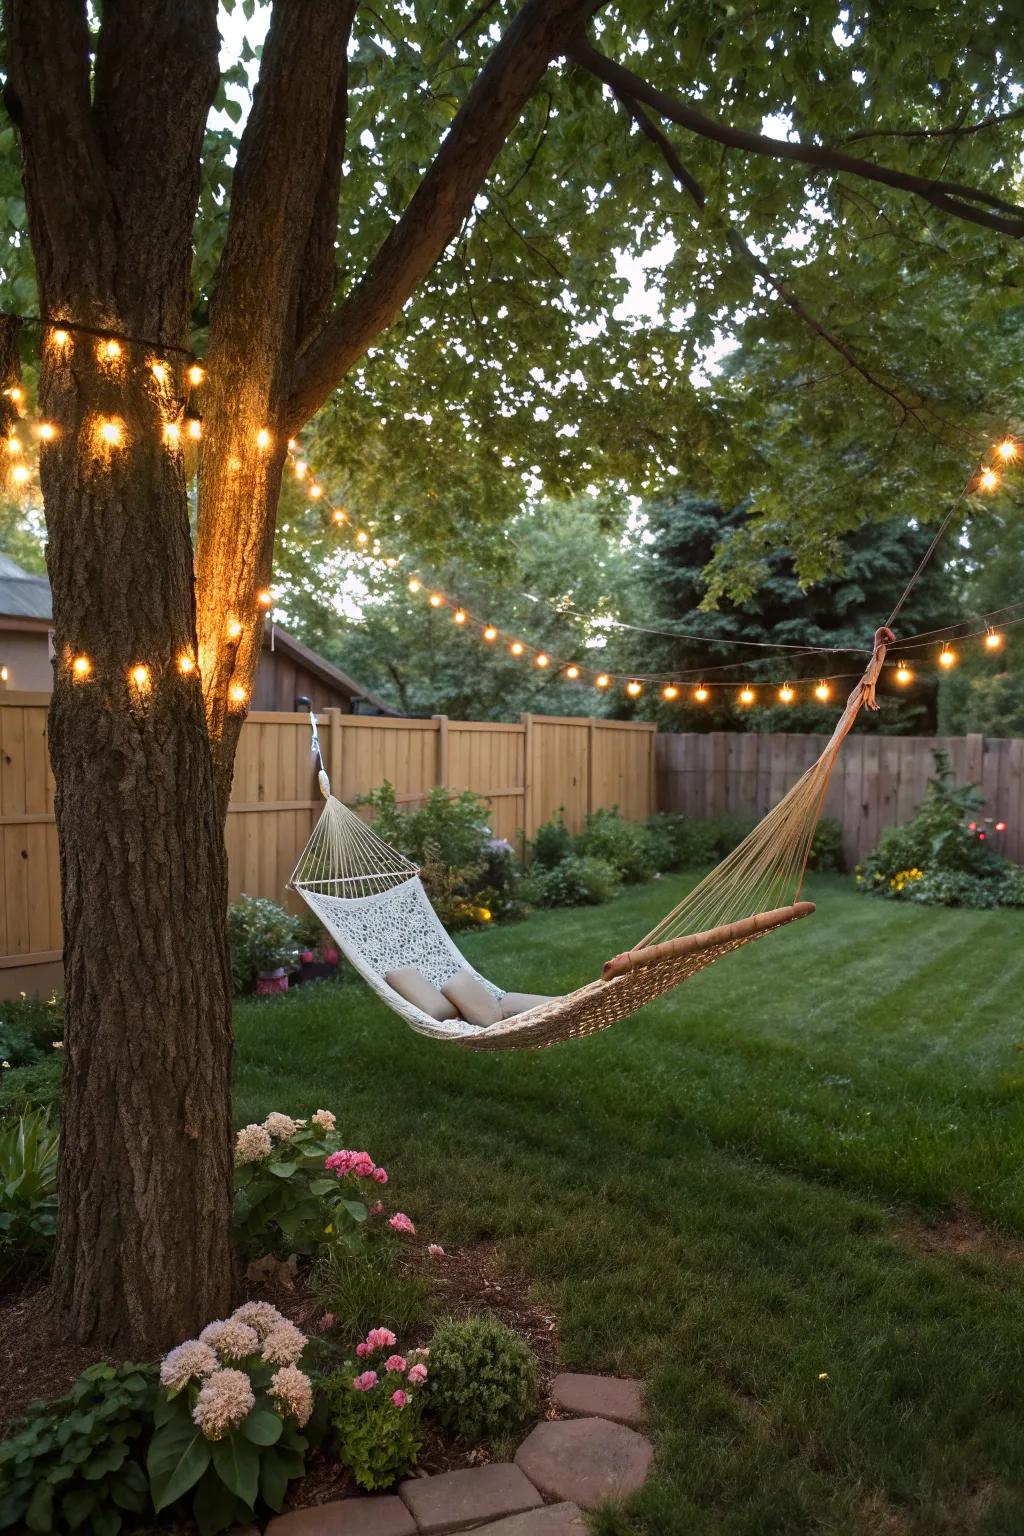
xmin=261 ymin=1320 xmax=307 ymax=1366
xmin=234 ymin=1123 xmax=273 ymax=1164
xmin=160 ymin=1339 xmax=218 ymax=1391
xmin=311 ymin=1109 xmax=337 ymax=1131
xmin=264 ymin=1112 xmax=298 ymax=1141
xmin=192 ymin=1368 xmax=255 ymax=1440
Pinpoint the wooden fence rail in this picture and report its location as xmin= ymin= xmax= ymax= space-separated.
xmin=0 ymin=695 xmax=656 ymax=992
xmin=655 ymin=730 xmax=1024 ymax=869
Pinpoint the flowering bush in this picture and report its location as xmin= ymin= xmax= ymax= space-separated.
xmin=0 ymin=1362 xmax=155 ymax=1536
xmin=321 ymin=1329 xmax=429 ymax=1490
xmin=227 ymin=895 xmax=302 ymax=993
xmin=423 ymin=1314 xmax=538 ymax=1443
xmin=148 ymin=1303 xmax=316 ymax=1535
xmin=234 ymin=1107 xmax=381 ymax=1257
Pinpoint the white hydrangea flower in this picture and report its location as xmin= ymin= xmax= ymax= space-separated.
xmin=232 ymin=1300 xmax=285 ymax=1340
xmin=270 ymin=1365 xmax=314 ymax=1427
xmin=264 ymin=1112 xmax=298 ymax=1140
xmin=261 ymin=1319 xmax=307 ymax=1366
xmin=234 ymin=1123 xmax=273 ymax=1164
xmin=199 ymin=1318 xmax=260 ymax=1361
xmin=311 ymin=1109 xmax=336 ymax=1131
xmin=159 ymin=1339 xmax=218 ymax=1391
xmin=192 ymin=1368 xmax=255 ymax=1440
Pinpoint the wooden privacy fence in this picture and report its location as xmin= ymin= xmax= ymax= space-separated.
xmin=0 ymin=696 xmax=655 ymax=987
xmin=656 ymin=731 xmax=1024 ymax=869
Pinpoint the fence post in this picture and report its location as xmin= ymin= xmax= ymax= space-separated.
xmin=965 ymin=732 xmax=984 ymax=786
xmin=433 ymin=714 xmax=449 ymax=789
xmin=522 ymin=712 xmax=534 ymax=837
xmin=325 ymin=708 xmax=343 ymax=797
xmin=587 ymin=717 xmax=597 ymax=817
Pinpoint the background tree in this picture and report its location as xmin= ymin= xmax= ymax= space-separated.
xmin=0 ymin=0 xmax=1021 ymax=1352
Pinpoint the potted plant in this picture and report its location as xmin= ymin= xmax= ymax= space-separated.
xmin=227 ymin=895 xmax=302 ymax=995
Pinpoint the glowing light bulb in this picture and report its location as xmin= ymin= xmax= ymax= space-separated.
xmin=71 ymin=654 xmax=91 ymax=678
xmin=308 ymin=483 xmax=322 ymax=499
xmin=814 ymin=681 xmax=831 ymax=701
xmin=257 ymin=590 xmax=272 ymax=608
xmin=332 ymin=509 xmax=347 ymax=525
xmin=130 ymin=663 xmax=150 ymax=688
xmin=385 ymin=557 xmax=398 ymax=569
xmin=408 ymin=578 xmax=422 ymax=593
xmin=163 ymin=421 xmax=181 ymax=445
xmin=287 ymin=438 xmax=297 ymax=451
xmin=229 ymin=683 xmax=247 ymax=704
xmin=626 ymin=680 xmax=642 ymax=697
xmin=996 ymin=439 xmax=1018 ymax=462
xmin=779 ymin=684 xmax=795 ymax=704
xmin=429 ymin=593 xmax=444 ymax=608
xmin=256 ymin=428 xmax=271 ymax=449
xmin=694 ymin=685 xmax=709 ymax=703
xmin=596 ymin=673 xmax=610 ymax=688
xmin=187 ymin=363 xmax=205 ymax=387
xmin=939 ymin=646 xmax=956 ymax=668
xmin=5 ymin=435 xmax=21 ymax=455
xmin=895 ymin=663 xmax=913 ymax=686
xmin=52 ymin=329 xmax=69 ymax=347
xmin=483 ymin=625 xmax=497 ymax=641
xmin=178 ymin=655 xmax=195 ymax=674
xmin=565 ymin=664 xmax=580 ymax=680
xmin=101 ymin=338 xmax=121 ymax=361
xmin=453 ymin=609 xmax=467 ymax=625
xmin=10 ymin=464 xmax=29 ymax=484
xmin=98 ymin=418 xmax=123 ymax=446
xmin=36 ymin=421 xmax=56 ymax=442
xmin=510 ymin=641 xmax=525 ymax=656
xmin=294 ymin=460 xmax=307 ymax=479
xmin=978 ymin=467 xmax=999 ymax=493
xmin=535 ymin=653 xmax=550 ymax=668
xmin=661 ymin=684 xmax=679 ymax=701
xmin=186 ymin=417 xmax=202 ymax=440
xmin=151 ymin=360 xmax=168 ymax=384
xmin=227 ymin=618 xmax=242 ymax=640
xmin=985 ymin=629 xmax=1004 ymax=650
xmin=356 ymin=530 xmax=368 ymax=545
xmin=996 ymin=820 xmax=1007 ymax=832
xmin=739 ymin=687 xmax=756 ymax=706
xmin=5 ymin=385 xmax=22 ymax=404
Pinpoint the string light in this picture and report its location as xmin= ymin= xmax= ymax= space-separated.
xmin=36 ymin=421 xmax=56 ymax=442
xmin=287 ymin=438 xmax=297 ymax=451
xmin=163 ymin=421 xmax=181 ymax=445
xmin=4 ymin=385 xmax=23 ymax=404
xmin=98 ymin=418 xmax=123 ymax=446
xmin=453 ymin=609 xmax=467 ymax=625
xmin=814 ymin=681 xmax=831 ymax=701
xmin=355 ymin=529 xmax=368 ymax=545
xmin=151 ymin=360 xmax=168 ymax=385
xmin=565 ymin=664 xmax=580 ymax=679
xmin=778 ymin=683 xmax=795 ymax=704
xmin=895 ymin=662 xmax=913 ymax=685
xmin=229 ymin=683 xmax=247 ymax=704
xmin=51 ymin=329 xmax=69 ymax=348
xmin=187 ymin=363 xmax=205 ymax=387
xmin=308 ymin=483 xmax=322 ymax=499
xmin=596 ymin=673 xmax=610 ymax=688
xmin=625 ymin=679 xmax=642 ymax=697
xmin=227 ymin=618 xmax=242 ymax=639
xmin=985 ymin=629 xmax=1004 ymax=651
xmin=978 ymin=467 xmax=999 ymax=493
xmin=483 ymin=625 xmax=497 ymax=641
xmin=429 ymin=593 xmax=444 ymax=608
xmin=408 ymin=578 xmax=422 ymax=594
xmin=938 ymin=645 xmax=957 ymax=668
xmin=510 ymin=641 xmax=525 ymax=656
xmin=693 ymin=685 xmax=709 ymax=703
xmin=256 ymin=428 xmax=271 ymax=450
xmin=5 ymin=434 xmax=21 ymax=456
xmin=10 ymin=464 xmax=29 ymax=485
xmin=130 ymin=663 xmax=150 ymax=688
xmin=178 ymin=654 xmax=195 ymax=674
xmin=662 ymin=684 xmax=679 ymax=701
xmin=535 ymin=653 xmax=550 ymax=668
xmin=996 ymin=438 xmax=1018 ymax=462
xmin=186 ymin=415 xmax=202 ymax=441
xmin=294 ymin=460 xmax=307 ymax=479
xmin=71 ymin=654 xmax=91 ymax=678
xmin=257 ymin=590 xmax=273 ymax=608
xmin=101 ymin=339 xmax=121 ymax=361
xmin=739 ymin=686 xmax=755 ymax=706
xmin=332 ymin=509 xmax=347 ymax=524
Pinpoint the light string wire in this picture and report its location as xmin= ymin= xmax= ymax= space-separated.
xmin=0 ymin=317 xmax=1018 ymax=706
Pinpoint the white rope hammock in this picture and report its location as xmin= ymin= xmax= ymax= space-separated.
xmin=290 ymin=629 xmax=893 ymax=1052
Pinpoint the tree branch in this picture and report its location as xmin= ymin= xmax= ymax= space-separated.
xmin=286 ymin=0 xmax=604 ymax=428
xmin=569 ymin=36 xmax=1024 ymax=239
xmin=841 ymin=103 xmax=1024 ymax=145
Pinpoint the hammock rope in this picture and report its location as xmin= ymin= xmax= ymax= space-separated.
xmin=290 ymin=627 xmax=894 ymax=1051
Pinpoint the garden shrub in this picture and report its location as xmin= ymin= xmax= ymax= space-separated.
xmin=150 ymin=1304 xmax=315 ymax=1535
xmin=0 ymin=1110 xmax=59 ymax=1287
xmin=645 ymin=812 xmax=720 ymax=871
xmin=321 ymin=1328 xmax=428 ymax=1490
xmin=808 ymin=816 xmax=844 ymax=872
xmin=227 ymin=895 xmax=302 ymax=994
xmin=532 ymin=811 xmax=573 ymax=870
xmin=998 ymin=865 xmax=1024 ymax=907
xmin=423 ymin=1314 xmax=538 ymax=1443
xmin=857 ymin=751 xmax=1008 ymax=905
xmin=522 ymin=853 xmax=620 ymax=908
xmin=0 ymin=1056 xmax=62 ymax=1118
xmin=0 ymin=995 xmax=63 ymax=1068
xmin=233 ymin=1108 xmax=381 ymax=1258
xmin=0 ymin=1361 xmax=155 ymax=1536
xmin=575 ymin=806 xmax=656 ymax=883
xmin=709 ymin=814 xmax=759 ymax=857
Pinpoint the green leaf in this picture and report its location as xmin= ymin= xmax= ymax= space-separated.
xmin=193 ymin=1464 xmax=245 ymax=1536
xmin=340 ymin=1199 xmax=368 ymax=1222
xmin=309 ymin=1178 xmax=338 ymax=1195
xmin=240 ymin=1407 xmax=283 ymax=1446
xmin=266 ymin=1161 xmax=297 ymax=1179
xmin=257 ymin=1447 xmax=291 ymax=1512
xmin=25 ymin=1480 xmax=54 ymax=1533
xmin=88 ymin=1509 xmax=121 ymax=1536
xmin=60 ymin=1485 xmax=96 ymax=1529
xmin=211 ymin=1431 xmax=260 ymax=1506
xmin=147 ymin=1421 xmax=211 ymax=1512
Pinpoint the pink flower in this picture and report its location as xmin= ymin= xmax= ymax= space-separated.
xmin=320 ymin=1312 xmax=337 ymax=1331
xmin=370 ymin=1201 xmax=384 ymax=1216
xmin=355 ymin=1342 xmax=368 ymax=1358
xmin=352 ymin=1371 xmax=378 ymax=1391
xmin=353 ymin=1152 xmax=375 ymax=1177
xmin=407 ymin=1363 xmax=428 ymax=1386
xmin=385 ymin=1354 xmax=407 ymax=1373
xmin=391 ymin=1389 xmax=408 ymax=1408
xmin=428 ymin=1243 xmax=445 ymax=1257
xmin=389 ymin=1212 xmax=415 ymax=1235
xmin=362 ymin=1327 xmax=397 ymax=1352
xmin=372 ymin=1167 xmax=388 ymax=1184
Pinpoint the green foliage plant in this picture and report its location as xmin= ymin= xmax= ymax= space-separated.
xmin=321 ymin=1329 xmax=429 ymax=1490
xmin=0 ymin=1110 xmax=59 ymax=1286
xmin=523 ymin=853 xmax=621 ymax=908
xmin=0 ymin=1057 xmax=62 ymax=1119
xmin=227 ymin=896 xmax=302 ymax=994
xmin=312 ymin=1243 xmax=433 ymax=1342
xmin=532 ymin=810 xmax=574 ymax=869
xmin=0 ymin=1362 xmax=156 ymax=1536
xmin=575 ymin=806 xmax=656 ymax=883
xmin=148 ymin=1304 xmax=314 ymax=1536
xmin=422 ymin=1314 xmax=539 ymax=1443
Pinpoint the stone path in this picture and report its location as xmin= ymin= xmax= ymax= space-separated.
xmin=265 ymin=1373 xmax=651 ymax=1536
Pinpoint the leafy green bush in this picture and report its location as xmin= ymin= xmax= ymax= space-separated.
xmin=227 ymin=896 xmax=302 ymax=993
xmin=575 ymin=806 xmax=655 ymax=883
xmin=808 ymin=816 xmax=844 ymax=872
xmin=312 ymin=1245 xmax=432 ymax=1343
xmin=0 ymin=995 xmax=63 ymax=1068
xmin=857 ymin=751 xmax=1007 ymax=904
xmin=0 ymin=1362 xmax=155 ymax=1535
xmin=998 ymin=865 xmax=1024 ymax=907
xmin=233 ymin=1109 xmax=378 ymax=1258
xmin=709 ymin=815 xmax=759 ymax=857
xmin=523 ymin=853 xmax=620 ymax=908
xmin=0 ymin=1056 xmax=62 ymax=1118
xmin=645 ymin=813 xmax=720 ymax=871
xmin=0 ymin=1110 xmax=59 ymax=1286
xmin=150 ymin=1304 xmax=315 ymax=1535
xmin=532 ymin=811 xmax=573 ymax=870
xmin=423 ymin=1314 xmax=538 ymax=1443
xmin=321 ymin=1330 xmax=428 ymax=1490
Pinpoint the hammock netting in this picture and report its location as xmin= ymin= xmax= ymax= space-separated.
xmin=291 ymin=629 xmax=894 ymax=1051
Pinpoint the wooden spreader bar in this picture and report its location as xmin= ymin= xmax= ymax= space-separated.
xmin=601 ymin=900 xmax=816 ymax=981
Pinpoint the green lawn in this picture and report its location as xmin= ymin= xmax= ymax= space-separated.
xmin=235 ymin=875 xmax=1024 ymax=1536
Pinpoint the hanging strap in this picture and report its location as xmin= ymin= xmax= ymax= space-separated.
xmin=307 ymin=707 xmax=331 ymax=799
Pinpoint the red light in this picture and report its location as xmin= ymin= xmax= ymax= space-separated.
xmin=968 ymin=822 xmax=976 ymax=831
xmin=978 ymin=832 xmax=986 ymax=840
xmin=996 ymin=820 xmax=1007 ymax=832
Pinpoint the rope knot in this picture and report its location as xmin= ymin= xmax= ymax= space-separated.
xmin=862 ymin=626 xmax=896 ymax=711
